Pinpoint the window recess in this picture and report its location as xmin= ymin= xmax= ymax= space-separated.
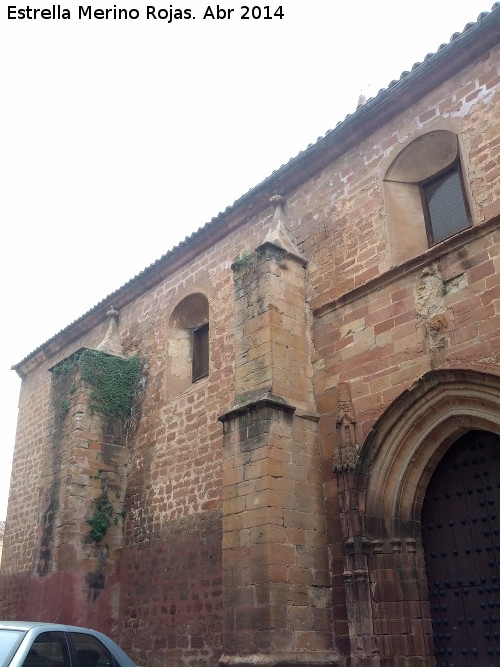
xmin=192 ymin=323 xmax=209 ymax=382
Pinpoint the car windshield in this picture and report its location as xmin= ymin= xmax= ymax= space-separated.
xmin=0 ymin=629 xmax=25 ymax=666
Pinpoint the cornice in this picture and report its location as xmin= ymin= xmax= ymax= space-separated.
xmin=12 ymin=8 xmax=500 ymax=378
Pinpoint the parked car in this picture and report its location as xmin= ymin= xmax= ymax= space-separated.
xmin=0 ymin=622 xmax=137 ymax=667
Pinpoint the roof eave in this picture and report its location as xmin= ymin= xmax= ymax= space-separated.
xmin=13 ymin=6 xmax=500 ymax=378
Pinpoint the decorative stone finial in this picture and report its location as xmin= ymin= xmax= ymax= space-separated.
xmin=262 ymin=195 xmax=306 ymax=266
xmin=269 ymin=195 xmax=286 ymax=228
xmin=357 ymin=94 xmax=367 ymax=108
xmin=269 ymin=194 xmax=285 ymax=207
xmin=96 ymin=307 xmax=126 ymax=358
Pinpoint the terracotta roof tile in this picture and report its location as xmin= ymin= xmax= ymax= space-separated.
xmin=12 ymin=2 xmax=500 ymax=373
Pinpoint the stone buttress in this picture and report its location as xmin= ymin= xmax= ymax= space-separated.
xmin=219 ymin=197 xmax=340 ymax=667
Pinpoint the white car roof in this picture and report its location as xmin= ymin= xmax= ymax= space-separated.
xmin=0 ymin=622 xmax=95 ymax=632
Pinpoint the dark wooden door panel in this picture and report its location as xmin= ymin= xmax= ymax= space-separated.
xmin=422 ymin=431 xmax=500 ymax=666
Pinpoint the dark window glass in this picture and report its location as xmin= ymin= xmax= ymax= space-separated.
xmin=192 ymin=323 xmax=209 ymax=382
xmin=23 ymin=631 xmax=71 ymax=667
xmin=422 ymin=165 xmax=470 ymax=244
xmin=69 ymin=632 xmax=113 ymax=667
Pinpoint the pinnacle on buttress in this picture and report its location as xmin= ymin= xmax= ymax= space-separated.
xmin=263 ymin=195 xmax=306 ymax=265
xmin=95 ymin=307 xmax=126 ymax=358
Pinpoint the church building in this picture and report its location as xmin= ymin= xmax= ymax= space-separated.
xmin=1 ymin=6 xmax=500 ymax=666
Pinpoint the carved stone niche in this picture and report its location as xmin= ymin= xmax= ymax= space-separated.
xmin=333 ymin=382 xmax=360 ymax=472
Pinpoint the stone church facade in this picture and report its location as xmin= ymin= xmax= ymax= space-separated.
xmin=1 ymin=7 xmax=500 ymax=667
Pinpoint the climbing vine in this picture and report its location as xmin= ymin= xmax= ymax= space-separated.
xmin=232 ymin=245 xmax=285 ymax=279
xmin=79 ymin=349 xmax=142 ymax=422
xmin=51 ymin=349 xmax=144 ymax=428
xmin=87 ymin=494 xmax=115 ymax=541
xmin=87 ymin=491 xmax=126 ymax=541
xmin=232 ymin=248 xmax=262 ymax=277
xmin=50 ymin=349 xmax=144 ymax=542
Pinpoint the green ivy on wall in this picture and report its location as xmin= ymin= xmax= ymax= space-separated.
xmin=51 ymin=348 xmax=144 ymax=542
xmin=87 ymin=494 xmax=115 ymax=541
xmin=79 ymin=349 xmax=141 ymax=421
xmin=87 ymin=490 xmax=126 ymax=541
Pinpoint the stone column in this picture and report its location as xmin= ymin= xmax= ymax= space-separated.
xmin=219 ymin=198 xmax=339 ymax=667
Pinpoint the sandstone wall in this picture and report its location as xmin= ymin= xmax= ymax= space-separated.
xmin=1 ymin=36 xmax=498 ymax=667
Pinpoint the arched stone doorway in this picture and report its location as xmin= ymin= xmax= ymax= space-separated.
xmin=338 ymin=369 xmax=500 ymax=665
xmin=421 ymin=430 xmax=500 ymax=666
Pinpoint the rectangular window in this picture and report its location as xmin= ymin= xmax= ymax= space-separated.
xmin=422 ymin=164 xmax=471 ymax=245
xmin=192 ymin=323 xmax=209 ymax=382
xmin=28 ymin=632 xmax=71 ymax=667
xmin=70 ymin=632 xmax=112 ymax=667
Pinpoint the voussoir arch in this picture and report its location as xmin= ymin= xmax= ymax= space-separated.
xmin=358 ymin=368 xmax=500 ymax=539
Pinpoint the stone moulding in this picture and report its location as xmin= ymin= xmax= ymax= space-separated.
xmin=312 ymin=213 xmax=500 ymax=317
xmin=218 ymin=390 xmax=296 ymax=424
xmin=359 ymin=367 xmax=500 ymax=536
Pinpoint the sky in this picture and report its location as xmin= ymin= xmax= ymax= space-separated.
xmin=0 ymin=0 xmax=495 ymax=520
